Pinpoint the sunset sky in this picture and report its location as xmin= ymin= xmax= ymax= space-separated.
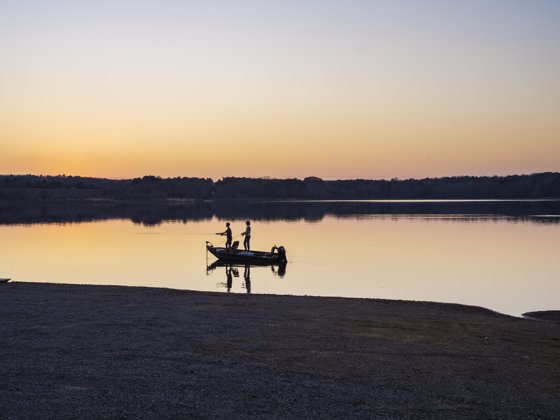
xmin=1 ymin=0 xmax=559 ymax=180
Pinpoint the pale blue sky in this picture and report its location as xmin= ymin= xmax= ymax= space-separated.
xmin=1 ymin=0 xmax=559 ymax=178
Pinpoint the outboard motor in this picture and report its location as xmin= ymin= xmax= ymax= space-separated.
xmin=277 ymin=245 xmax=287 ymax=263
xmin=271 ymin=245 xmax=288 ymax=277
xmin=271 ymin=245 xmax=287 ymax=263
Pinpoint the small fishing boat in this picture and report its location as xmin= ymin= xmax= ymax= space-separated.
xmin=0 ymin=278 xmax=11 ymax=284
xmin=206 ymin=241 xmax=287 ymax=265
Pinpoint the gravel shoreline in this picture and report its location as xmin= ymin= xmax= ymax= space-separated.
xmin=1 ymin=282 xmax=559 ymax=418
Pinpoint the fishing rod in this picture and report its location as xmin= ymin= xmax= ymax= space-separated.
xmin=214 ymin=232 xmax=243 ymax=238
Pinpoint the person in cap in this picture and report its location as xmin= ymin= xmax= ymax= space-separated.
xmin=217 ymin=222 xmax=232 ymax=250
xmin=241 ymin=220 xmax=251 ymax=251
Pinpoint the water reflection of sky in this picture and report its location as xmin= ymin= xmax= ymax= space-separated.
xmin=1 ymin=209 xmax=559 ymax=317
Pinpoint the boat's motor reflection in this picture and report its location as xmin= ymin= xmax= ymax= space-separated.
xmin=271 ymin=261 xmax=287 ymax=277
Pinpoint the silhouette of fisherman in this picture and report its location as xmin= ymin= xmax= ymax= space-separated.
xmin=216 ymin=222 xmax=232 ymax=250
xmin=241 ymin=220 xmax=251 ymax=250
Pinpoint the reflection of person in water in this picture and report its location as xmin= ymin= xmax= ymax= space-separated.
xmin=243 ymin=264 xmax=251 ymax=293
xmin=241 ymin=220 xmax=251 ymax=250
xmin=225 ymin=265 xmax=233 ymax=292
xmin=216 ymin=222 xmax=232 ymax=250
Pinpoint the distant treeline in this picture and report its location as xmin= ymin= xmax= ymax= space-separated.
xmin=0 ymin=172 xmax=559 ymax=200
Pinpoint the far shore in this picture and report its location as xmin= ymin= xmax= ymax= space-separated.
xmin=1 ymin=282 xmax=559 ymax=418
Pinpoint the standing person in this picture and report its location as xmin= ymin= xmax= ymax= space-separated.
xmin=241 ymin=220 xmax=251 ymax=251
xmin=216 ymin=222 xmax=232 ymax=250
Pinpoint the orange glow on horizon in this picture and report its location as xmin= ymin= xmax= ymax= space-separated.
xmin=1 ymin=1 xmax=559 ymax=179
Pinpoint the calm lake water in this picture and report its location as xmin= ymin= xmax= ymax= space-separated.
xmin=1 ymin=200 xmax=559 ymax=316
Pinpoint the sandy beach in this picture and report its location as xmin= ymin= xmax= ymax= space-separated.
xmin=1 ymin=282 xmax=559 ymax=418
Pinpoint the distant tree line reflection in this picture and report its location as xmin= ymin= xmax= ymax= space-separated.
xmin=0 ymin=199 xmax=559 ymax=225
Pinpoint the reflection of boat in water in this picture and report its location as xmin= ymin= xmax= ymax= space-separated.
xmin=206 ymin=260 xmax=287 ymax=277
xmin=207 ymin=260 xmax=287 ymax=293
xmin=206 ymin=241 xmax=287 ymax=265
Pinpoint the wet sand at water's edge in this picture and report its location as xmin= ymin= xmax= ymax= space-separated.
xmin=1 ymin=282 xmax=559 ymax=418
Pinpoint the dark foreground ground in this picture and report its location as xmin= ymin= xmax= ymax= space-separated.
xmin=1 ymin=283 xmax=559 ymax=419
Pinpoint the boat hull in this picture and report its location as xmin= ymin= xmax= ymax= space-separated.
xmin=206 ymin=244 xmax=286 ymax=265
